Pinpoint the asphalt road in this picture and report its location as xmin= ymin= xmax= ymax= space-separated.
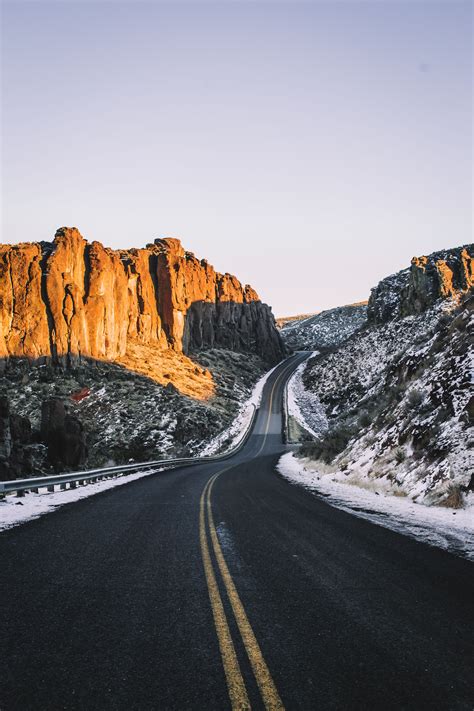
xmin=1 ymin=354 xmax=473 ymax=711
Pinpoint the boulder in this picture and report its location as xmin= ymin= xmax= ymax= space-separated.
xmin=0 ymin=395 xmax=12 ymax=461
xmin=10 ymin=414 xmax=31 ymax=444
xmin=41 ymin=397 xmax=87 ymax=469
xmin=0 ymin=396 xmax=35 ymax=480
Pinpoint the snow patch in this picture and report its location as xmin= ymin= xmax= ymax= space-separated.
xmin=287 ymin=359 xmax=327 ymax=438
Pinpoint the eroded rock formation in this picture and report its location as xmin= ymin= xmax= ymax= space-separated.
xmin=0 ymin=227 xmax=284 ymax=364
xmin=367 ymin=245 xmax=474 ymax=323
xmin=0 ymin=396 xmax=35 ymax=479
xmin=41 ymin=397 xmax=87 ymax=469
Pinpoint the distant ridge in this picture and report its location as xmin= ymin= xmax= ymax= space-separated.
xmin=276 ymin=301 xmax=368 ymax=329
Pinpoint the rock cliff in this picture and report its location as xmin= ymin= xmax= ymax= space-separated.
xmin=367 ymin=245 xmax=474 ymax=323
xmin=0 ymin=227 xmax=283 ymax=365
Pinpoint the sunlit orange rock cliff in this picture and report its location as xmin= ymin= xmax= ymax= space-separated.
xmin=0 ymin=227 xmax=284 ymax=365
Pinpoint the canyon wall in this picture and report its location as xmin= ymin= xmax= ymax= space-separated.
xmin=367 ymin=245 xmax=474 ymax=323
xmin=0 ymin=227 xmax=284 ymax=365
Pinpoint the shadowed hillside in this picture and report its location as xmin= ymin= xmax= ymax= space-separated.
xmin=0 ymin=229 xmax=284 ymax=479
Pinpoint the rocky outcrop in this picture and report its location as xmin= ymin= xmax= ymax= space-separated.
xmin=368 ymin=245 xmax=474 ymax=323
xmin=0 ymin=394 xmax=87 ymax=476
xmin=41 ymin=398 xmax=87 ymax=469
xmin=0 ymin=396 xmax=12 ymax=462
xmin=0 ymin=228 xmax=284 ymax=365
xmin=0 ymin=396 xmax=36 ymax=479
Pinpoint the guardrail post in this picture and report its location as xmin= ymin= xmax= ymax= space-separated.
xmin=47 ymin=485 xmax=54 ymax=492
xmin=60 ymin=483 xmax=67 ymax=490
xmin=30 ymin=487 xmax=39 ymax=493
xmin=16 ymin=489 xmax=25 ymax=497
xmin=69 ymin=481 xmax=77 ymax=489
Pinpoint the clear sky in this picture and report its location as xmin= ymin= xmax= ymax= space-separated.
xmin=1 ymin=0 xmax=472 ymax=316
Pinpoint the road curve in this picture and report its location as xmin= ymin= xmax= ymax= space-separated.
xmin=0 ymin=354 xmax=473 ymax=711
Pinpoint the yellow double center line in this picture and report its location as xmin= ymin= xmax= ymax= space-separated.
xmin=200 ymin=474 xmax=284 ymax=710
xmin=198 ymin=359 xmax=303 ymax=709
xmin=199 ymin=473 xmax=250 ymax=709
xmin=254 ymin=358 xmax=298 ymax=458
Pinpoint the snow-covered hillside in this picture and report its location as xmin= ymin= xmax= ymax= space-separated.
xmin=280 ymin=303 xmax=367 ymax=351
xmin=286 ymin=246 xmax=473 ymax=509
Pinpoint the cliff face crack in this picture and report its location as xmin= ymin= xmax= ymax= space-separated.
xmin=83 ymin=243 xmax=92 ymax=304
xmin=148 ymin=253 xmax=162 ymax=342
xmin=62 ymin=285 xmax=76 ymax=360
xmin=6 ymin=254 xmax=15 ymax=344
xmin=21 ymin=257 xmax=37 ymax=353
xmin=39 ymin=242 xmax=57 ymax=360
xmin=136 ymin=273 xmax=145 ymax=316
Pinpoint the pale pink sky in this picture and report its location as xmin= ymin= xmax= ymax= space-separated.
xmin=1 ymin=1 xmax=472 ymax=315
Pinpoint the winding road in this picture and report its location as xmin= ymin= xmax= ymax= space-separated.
xmin=1 ymin=354 xmax=473 ymax=710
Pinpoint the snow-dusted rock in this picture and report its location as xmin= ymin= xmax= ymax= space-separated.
xmin=287 ymin=244 xmax=474 ymax=508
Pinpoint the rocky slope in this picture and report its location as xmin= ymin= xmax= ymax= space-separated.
xmin=276 ymin=313 xmax=317 ymax=329
xmin=0 ymin=349 xmax=267 ymax=479
xmin=280 ymin=303 xmax=368 ymax=351
xmin=291 ymin=244 xmax=473 ymax=507
xmin=0 ymin=228 xmax=283 ymax=479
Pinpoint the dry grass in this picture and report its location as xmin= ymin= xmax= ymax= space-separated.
xmin=116 ymin=340 xmax=215 ymax=400
xmin=438 ymin=485 xmax=464 ymax=509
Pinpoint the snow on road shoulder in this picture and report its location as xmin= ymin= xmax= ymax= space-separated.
xmin=277 ymin=452 xmax=474 ymax=561
xmin=0 ymin=467 xmax=163 ymax=533
xmin=201 ymin=361 xmax=280 ymax=455
xmin=287 ymin=358 xmax=327 ymax=438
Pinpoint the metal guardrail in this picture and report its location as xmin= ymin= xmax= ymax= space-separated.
xmin=0 ymin=404 xmax=257 ymax=497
